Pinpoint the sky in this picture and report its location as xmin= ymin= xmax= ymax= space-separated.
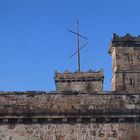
xmin=0 ymin=0 xmax=140 ymax=91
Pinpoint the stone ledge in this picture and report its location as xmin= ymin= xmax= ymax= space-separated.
xmin=0 ymin=116 xmax=139 ymax=124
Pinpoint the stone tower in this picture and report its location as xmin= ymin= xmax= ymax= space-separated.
xmin=54 ymin=21 xmax=104 ymax=93
xmin=109 ymin=33 xmax=140 ymax=92
xmin=54 ymin=70 xmax=104 ymax=93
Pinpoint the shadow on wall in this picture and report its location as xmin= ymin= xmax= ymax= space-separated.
xmin=120 ymin=129 xmax=140 ymax=140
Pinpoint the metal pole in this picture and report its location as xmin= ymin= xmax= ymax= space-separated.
xmin=77 ymin=20 xmax=80 ymax=72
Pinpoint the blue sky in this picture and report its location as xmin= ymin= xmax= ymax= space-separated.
xmin=0 ymin=0 xmax=140 ymax=91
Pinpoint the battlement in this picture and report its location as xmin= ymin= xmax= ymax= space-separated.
xmin=110 ymin=33 xmax=140 ymax=47
xmin=54 ymin=70 xmax=104 ymax=82
xmin=54 ymin=70 xmax=104 ymax=93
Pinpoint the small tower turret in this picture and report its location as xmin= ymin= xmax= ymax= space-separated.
xmin=109 ymin=33 xmax=140 ymax=92
xmin=54 ymin=70 xmax=104 ymax=93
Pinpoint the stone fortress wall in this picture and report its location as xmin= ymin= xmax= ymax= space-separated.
xmin=0 ymin=92 xmax=140 ymax=140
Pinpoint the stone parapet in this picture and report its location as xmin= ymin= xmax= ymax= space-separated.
xmin=110 ymin=33 xmax=140 ymax=47
xmin=54 ymin=70 xmax=104 ymax=82
xmin=0 ymin=92 xmax=139 ymax=117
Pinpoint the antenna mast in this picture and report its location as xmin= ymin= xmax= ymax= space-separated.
xmin=77 ymin=20 xmax=80 ymax=71
xmin=67 ymin=20 xmax=88 ymax=72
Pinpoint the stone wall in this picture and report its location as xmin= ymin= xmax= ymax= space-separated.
xmin=111 ymin=47 xmax=140 ymax=72
xmin=55 ymin=81 xmax=103 ymax=93
xmin=0 ymin=92 xmax=140 ymax=116
xmin=0 ymin=123 xmax=140 ymax=140
xmin=0 ymin=92 xmax=139 ymax=139
xmin=110 ymin=47 xmax=140 ymax=92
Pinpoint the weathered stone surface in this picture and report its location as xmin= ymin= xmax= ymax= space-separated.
xmin=54 ymin=70 xmax=104 ymax=93
xmin=109 ymin=34 xmax=140 ymax=92
xmin=0 ymin=123 xmax=140 ymax=140
xmin=0 ymin=92 xmax=139 ymax=116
